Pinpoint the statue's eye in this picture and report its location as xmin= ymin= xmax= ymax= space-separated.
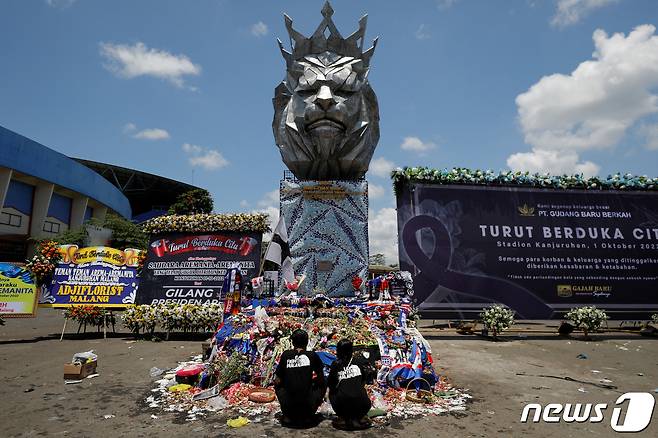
xmin=335 ymin=89 xmax=354 ymax=98
xmin=297 ymin=89 xmax=316 ymax=98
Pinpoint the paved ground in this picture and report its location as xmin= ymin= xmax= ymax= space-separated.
xmin=1 ymin=310 xmax=656 ymax=437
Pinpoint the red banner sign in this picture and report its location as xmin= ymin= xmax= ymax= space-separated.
xmin=150 ymin=235 xmax=258 ymax=258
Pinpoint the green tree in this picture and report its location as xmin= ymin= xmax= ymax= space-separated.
xmin=49 ymin=225 xmax=88 ymax=247
xmin=101 ymin=214 xmax=148 ymax=249
xmin=48 ymin=213 xmax=148 ymax=250
xmin=168 ymin=189 xmax=214 ymax=215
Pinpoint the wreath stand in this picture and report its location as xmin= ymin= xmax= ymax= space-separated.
xmin=59 ymin=311 xmax=116 ymax=341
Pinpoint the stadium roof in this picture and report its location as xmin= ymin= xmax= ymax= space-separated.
xmin=0 ymin=126 xmax=131 ymax=217
xmin=74 ymin=159 xmax=201 ymax=219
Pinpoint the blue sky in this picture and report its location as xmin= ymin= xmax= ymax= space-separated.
xmin=1 ymin=0 xmax=658 ymax=263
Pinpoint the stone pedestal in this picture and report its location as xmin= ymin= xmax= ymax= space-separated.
xmin=280 ymin=177 xmax=368 ymax=296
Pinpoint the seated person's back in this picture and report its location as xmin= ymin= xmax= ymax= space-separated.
xmin=328 ymin=339 xmax=372 ymax=429
xmin=274 ymin=329 xmax=326 ymax=426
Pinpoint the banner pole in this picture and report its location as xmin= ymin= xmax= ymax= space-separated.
xmin=257 ymin=238 xmax=272 ymax=278
xmin=60 ymin=317 xmax=68 ymax=342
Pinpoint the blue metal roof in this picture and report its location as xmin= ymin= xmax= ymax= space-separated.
xmin=0 ymin=126 xmax=131 ymax=218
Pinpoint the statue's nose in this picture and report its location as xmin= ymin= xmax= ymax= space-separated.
xmin=315 ymin=85 xmax=335 ymax=111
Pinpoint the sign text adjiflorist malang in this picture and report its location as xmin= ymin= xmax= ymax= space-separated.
xmin=137 ymin=232 xmax=262 ymax=305
xmin=396 ymin=184 xmax=658 ymax=318
xmin=40 ymin=246 xmax=141 ymax=307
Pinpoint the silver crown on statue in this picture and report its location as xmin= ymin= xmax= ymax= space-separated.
xmin=278 ymin=1 xmax=378 ymax=70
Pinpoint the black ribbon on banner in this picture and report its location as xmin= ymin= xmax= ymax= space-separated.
xmin=402 ymin=215 xmax=554 ymax=319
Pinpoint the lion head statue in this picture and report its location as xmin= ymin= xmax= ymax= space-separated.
xmin=273 ymin=2 xmax=380 ymax=180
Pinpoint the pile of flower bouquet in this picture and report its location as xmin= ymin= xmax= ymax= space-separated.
xmin=146 ymin=300 xmax=472 ymax=422
xmin=142 ymin=213 xmax=270 ymax=234
xmin=127 ymin=298 xmax=432 ymax=391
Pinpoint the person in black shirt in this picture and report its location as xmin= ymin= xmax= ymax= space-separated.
xmin=274 ymin=329 xmax=326 ymax=427
xmin=328 ymin=339 xmax=373 ymax=430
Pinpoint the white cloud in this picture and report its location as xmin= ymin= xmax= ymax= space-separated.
xmin=182 ymin=143 xmax=202 ymax=154
xmin=368 ymin=183 xmax=385 ymax=200
xmin=189 ymin=151 xmax=228 ymax=170
xmin=46 ymin=0 xmax=76 ymax=8
xmin=437 ymin=0 xmax=459 ymax=10
xmin=369 ymin=207 xmax=399 ymax=266
xmin=257 ymin=189 xmax=279 ymax=208
xmin=133 ymin=128 xmax=170 ymax=141
xmin=240 ymin=200 xmax=250 ymax=208
xmin=122 ymin=122 xmax=137 ymax=134
xmin=401 ymin=136 xmax=437 ymax=153
xmin=259 ymin=206 xmax=280 ymax=241
xmin=640 ymin=123 xmax=658 ymax=150
xmin=510 ymin=24 xmax=658 ymax=175
xmin=181 ymin=143 xmax=229 ymax=170
xmin=551 ymin=0 xmax=619 ymax=28
xmin=369 ymin=157 xmax=396 ymax=178
xmin=99 ymin=42 xmax=201 ymax=88
xmin=251 ymin=21 xmax=269 ymax=38
xmin=415 ymin=24 xmax=431 ymax=40
xmin=507 ymin=149 xmax=600 ymax=176
xmin=252 ymin=189 xmax=280 ymax=240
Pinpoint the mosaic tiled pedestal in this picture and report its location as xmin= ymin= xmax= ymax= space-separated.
xmin=280 ymin=178 xmax=368 ymax=297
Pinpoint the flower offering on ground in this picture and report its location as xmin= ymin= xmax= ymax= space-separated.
xmin=144 ymin=298 xmax=470 ymax=423
xmin=565 ymin=306 xmax=609 ymax=337
xmin=480 ymin=304 xmax=515 ymax=338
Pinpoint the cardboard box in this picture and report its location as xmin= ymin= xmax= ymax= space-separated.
xmin=64 ymin=360 xmax=97 ymax=380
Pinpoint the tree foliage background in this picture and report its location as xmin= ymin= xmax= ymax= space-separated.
xmin=168 ymin=189 xmax=214 ymax=215
xmin=48 ymin=213 xmax=148 ymax=250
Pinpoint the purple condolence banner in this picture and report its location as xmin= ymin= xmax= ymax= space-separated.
xmin=396 ymin=184 xmax=658 ymax=319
